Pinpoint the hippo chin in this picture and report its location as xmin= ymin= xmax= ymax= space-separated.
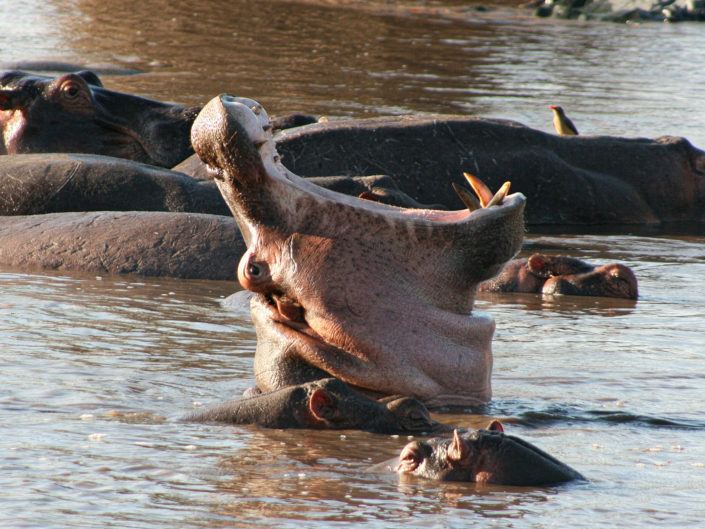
xmin=191 ymin=95 xmax=525 ymax=408
xmin=0 ymin=70 xmax=197 ymax=167
xmin=393 ymin=422 xmax=585 ymax=486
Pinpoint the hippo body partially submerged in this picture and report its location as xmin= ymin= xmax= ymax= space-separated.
xmin=0 ymin=211 xmax=244 ymax=279
xmin=479 ymin=254 xmax=638 ymax=299
xmin=393 ymin=424 xmax=585 ymax=486
xmin=184 ymin=378 xmax=444 ymax=434
xmin=0 ymin=153 xmax=426 ymax=217
xmin=0 ymin=70 xmax=197 ymax=167
xmin=0 ymin=153 xmax=230 ymax=216
xmin=191 ymin=95 xmax=525 ymax=407
xmin=276 ymin=115 xmax=705 ymax=226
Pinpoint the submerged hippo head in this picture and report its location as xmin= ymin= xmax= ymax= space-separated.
xmin=479 ymin=254 xmax=638 ymax=300
xmin=395 ymin=422 xmax=585 ymax=486
xmin=0 ymin=70 xmax=197 ymax=167
xmin=191 ymin=95 xmax=525 ymax=407
xmin=184 ymin=377 xmax=443 ymax=434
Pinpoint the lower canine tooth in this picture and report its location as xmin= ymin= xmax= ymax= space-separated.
xmin=463 ymin=172 xmax=494 ymax=207
xmin=485 ymin=181 xmax=511 ymax=208
xmin=452 ymin=183 xmax=481 ymax=211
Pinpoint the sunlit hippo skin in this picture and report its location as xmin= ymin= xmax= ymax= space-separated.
xmin=393 ymin=422 xmax=585 ymax=486
xmin=183 ymin=378 xmax=447 ymax=434
xmin=190 ymin=95 xmax=526 ymax=407
xmin=479 ymin=254 xmax=638 ymax=299
xmin=275 ymin=115 xmax=705 ymax=226
xmin=0 ymin=211 xmax=244 ymax=279
xmin=0 ymin=70 xmax=197 ymax=167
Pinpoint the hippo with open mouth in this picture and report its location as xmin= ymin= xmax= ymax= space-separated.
xmin=191 ymin=95 xmax=525 ymax=408
xmin=0 ymin=70 xmax=197 ymax=167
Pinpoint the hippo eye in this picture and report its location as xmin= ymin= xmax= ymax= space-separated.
xmin=61 ymin=81 xmax=81 ymax=98
xmin=247 ymin=263 xmax=262 ymax=278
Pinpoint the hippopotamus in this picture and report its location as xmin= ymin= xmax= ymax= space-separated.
xmin=0 ymin=153 xmax=230 ymax=216
xmin=391 ymin=422 xmax=585 ymax=486
xmin=0 ymin=152 xmax=428 ymax=217
xmin=0 ymin=70 xmax=320 ymax=169
xmin=190 ymin=94 xmax=525 ymax=407
xmin=183 ymin=378 xmax=447 ymax=434
xmin=275 ymin=115 xmax=705 ymax=226
xmin=0 ymin=211 xmax=244 ymax=279
xmin=479 ymin=254 xmax=638 ymax=299
xmin=0 ymin=70 xmax=197 ymax=167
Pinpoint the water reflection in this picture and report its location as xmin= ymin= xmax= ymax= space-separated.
xmin=2 ymin=1 xmax=700 ymax=146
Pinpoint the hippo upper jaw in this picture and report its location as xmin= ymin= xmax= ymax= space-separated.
xmin=191 ymin=94 xmax=526 ymax=407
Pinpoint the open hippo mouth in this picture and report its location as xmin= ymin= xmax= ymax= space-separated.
xmin=191 ymin=95 xmax=525 ymax=407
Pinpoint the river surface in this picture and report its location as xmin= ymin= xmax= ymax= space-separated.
xmin=2 ymin=1 xmax=705 ymax=528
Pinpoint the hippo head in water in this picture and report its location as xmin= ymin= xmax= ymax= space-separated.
xmin=393 ymin=422 xmax=585 ymax=486
xmin=183 ymin=377 xmax=444 ymax=434
xmin=0 ymin=70 xmax=197 ymax=167
xmin=479 ymin=254 xmax=638 ymax=299
xmin=191 ymin=95 xmax=525 ymax=408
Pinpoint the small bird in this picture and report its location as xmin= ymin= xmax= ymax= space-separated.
xmin=549 ymin=105 xmax=579 ymax=135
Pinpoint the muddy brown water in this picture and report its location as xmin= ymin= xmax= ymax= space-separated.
xmin=2 ymin=1 xmax=705 ymax=528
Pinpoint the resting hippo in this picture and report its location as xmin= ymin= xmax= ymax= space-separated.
xmin=190 ymin=95 xmax=525 ymax=407
xmin=275 ymin=115 xmax=705 ymax=226
xmin=0 ymin=153 xmax=428 ymax=217
xmin=0 ymin=70 xmax=197 ymax=167
xmin=0 ymin=153 xmax=230 ymax=216
xmin=479 ymin=254 xmax=638 ymax=299
xmin=0 ymin=211 xmax=244 ymax=279
xmin=183 ymin=378 xmax=446 ymax=434
xmin=392 ymin=422 xmax=585 ymax=486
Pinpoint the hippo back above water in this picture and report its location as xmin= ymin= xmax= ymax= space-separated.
xmin=0 ymin=70 xmax=197 ymax=167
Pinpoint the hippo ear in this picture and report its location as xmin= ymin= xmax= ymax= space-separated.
xmin=447 ymin=429 xmax=470 ymax=463
xmin=75 ymin=70 xmax=103 ymax=88
xmin=486 ymin=420 xmax=504 ymax=432
xmin=527 ymin=254 xmax=552 ymax=278
xmin=309 ymin=388 xmax=338 ymax=421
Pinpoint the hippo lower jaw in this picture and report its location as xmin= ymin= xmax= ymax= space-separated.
xmin=191 ymin=94 xmax=526 ymax=407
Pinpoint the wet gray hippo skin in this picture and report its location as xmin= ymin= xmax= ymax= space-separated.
xmin=183 ymin=378 xmax=447 ymax=435
xmin=0 ymin=153 xmax=436 ymax=217
xmin=0 ymin=153 xmax=231 ymax=216
xmin=479 ymin=254 xmax=639 ymax=299
xmin=392 ymin=422 xmax=585 ymax=486
xmin=0 ymin=70 xmax=197 ymax=167
xmin=275 ymin=115 xmax=705 ymax=225
xmin=190 ymin=95 xmax=526 ymax=407
xmin=0 ymin=211 xmax=244 ymax=279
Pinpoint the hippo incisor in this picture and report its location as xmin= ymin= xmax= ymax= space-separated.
xmin=191 ymin=95 xmax=526 ymax=408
